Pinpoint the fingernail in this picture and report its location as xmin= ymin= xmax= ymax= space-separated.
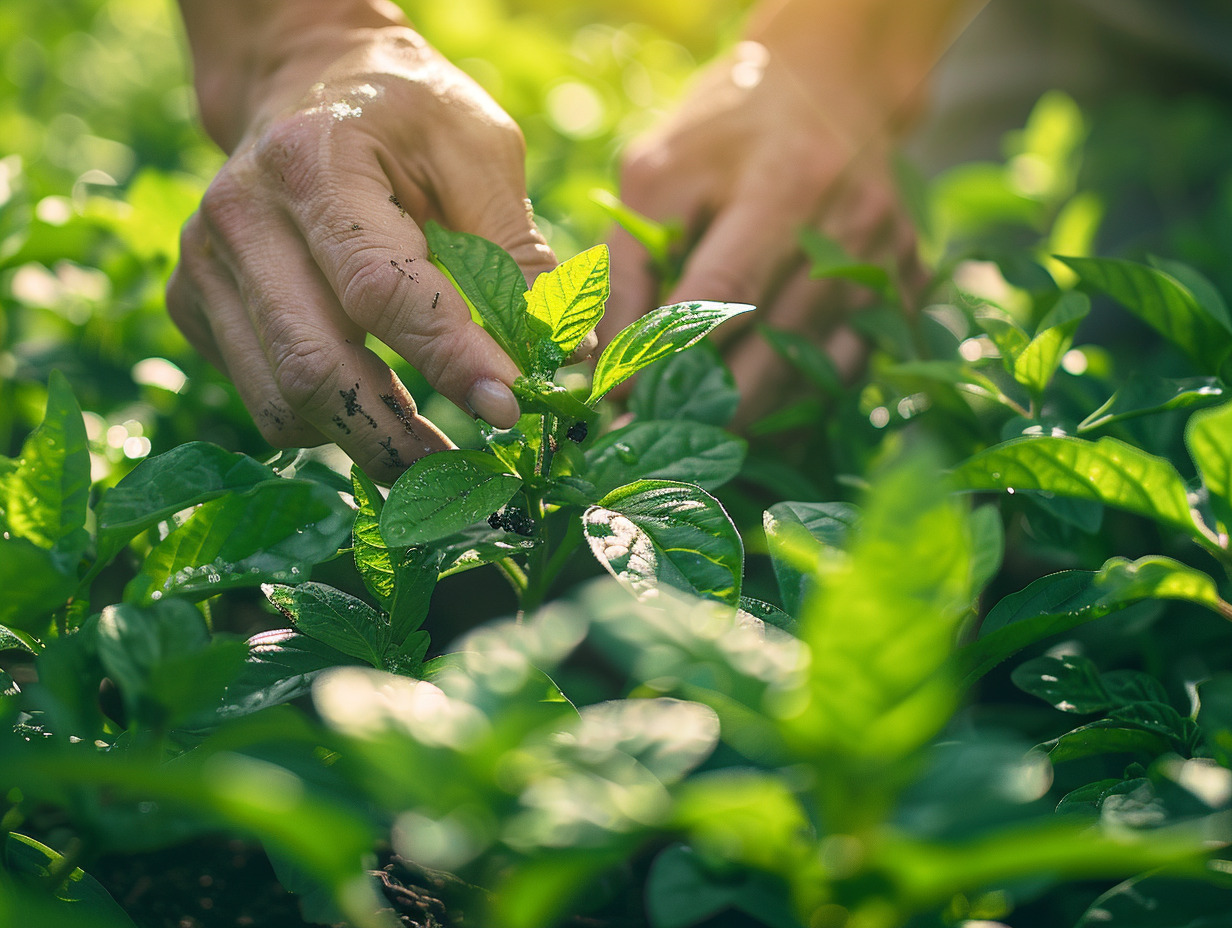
xmin=466 ymin=379 xmax=521 ymax=428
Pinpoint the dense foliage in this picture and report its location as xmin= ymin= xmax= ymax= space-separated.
xmin=5 ymin=2 xmax=1232 ymax=927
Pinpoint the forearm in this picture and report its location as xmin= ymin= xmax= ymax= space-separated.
xmin=176 ymin=0 xmax=409 ymax=150
xmin=744 ymin=0 xmax=988 ymax=135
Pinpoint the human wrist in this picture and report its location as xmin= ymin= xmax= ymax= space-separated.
xmin=743 ymin=0 xmax=976 ymax=141
xmin=177 ymin=0 xmax=409 ymax=151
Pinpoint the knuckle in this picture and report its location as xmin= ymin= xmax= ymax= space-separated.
xmin=198 ymin=171 xmax=248 ymax=233
xmin=250 ymin=112 xmax=330 ymax=201
xmin=339 ymin=245 xmax=413 ymax=324
xmin=270 ymin=339 xmax=337 ymax=413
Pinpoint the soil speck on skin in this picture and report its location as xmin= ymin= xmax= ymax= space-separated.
xmin=379 ymin=436 xmax=405 ymax=468
xmin=389 ymin=193 xmax=406 ymax=216
xmin=351 ymin=222 xmax=362 ymax=231
xmin=340 ymin=385 xmax=362 ymax=416
xmin=432 ymin=291 xmax=440 ymax=308
xmin=332 ymin=414 xmax=351 ymax=434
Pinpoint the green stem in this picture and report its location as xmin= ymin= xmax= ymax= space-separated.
xmin=495 ymin=557 xmax=528 ymax=601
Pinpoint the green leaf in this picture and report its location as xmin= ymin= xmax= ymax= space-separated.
xmin=96 ymin=442 xmax=279 ymax=565
xmin=525 ymin=244 xmax=609 ymax=366
xmin=1079 ymin=375 xmax=1225 ymax=433
xmin=1012 ymin=654 xmax=1112 ymax=713
xmin=3 ymin=833 xmax=136 ymax=927
xmin=426 ymin=221 xmax=536 ymax=372
xmin=1076 ymin=874 xmax=1232 ymax=928
xmin=351 ymin=466 xmax=395 ymax=611
xmin=1186 ymin=402 xmax=1232 ymax=535
xmin=645 ymin=844 xmax=802 ymax=928
xmin=265 ymin=582 xmax=388 ymax=669
xmin=951 ymin=435 xmax=1201 ymax=541
xmin=972 ymin=305 xmax=1031 ymax=370
xmin=583 ymin=480 xmax=743 ymax=606
xmin=96 ymin=600 xmax=248 ymax=729
xmin=758 ymin=324 xmax=842 ymax=395
xmin=1 ymin=370 xmax=90 ymax=563
xmin=588 ymin=301 xmax=754 ymax=403
xmin=1043 ymin=721 xmax=1174 ymax=764
xmin=1013 ymin=290 xmax=1089 ymax=399
xmin=782 ymin=446 xmax=976 ymax=763
xmin=0 ymin=538 xmax=80 ymax=635
xmin=1055 ymin=255 xmax=1232 ymax=372
xmin=380 ymin=450 xmax=522 ymax=547
xmin=952 ymin=556 xmax=1226 ymax=686
xmin=628 ymin=343 xmax=740 ymax=426
xmin=125 ymin=480 xmax=352 ymax=604
xmin=589 ymin=189 xmax=680 ymax=272
xmin=1198 ymin=675 xmax=1232 ymax=768
xmin=510 ymin=377 xmax=595 ymax=424
xmin=435 ymin=524 xmax=536 ymax=578
xmin=800 ymin=226 xmax=892 ymax=297
xmin=387 ymin=545 xmax=440 ymax=652
xmin=1148 ymin=256 xmax=1232 ymax=333
xmin=584 ymin=420 xmax=746 ymax=496
xmin=762 ymin=501 xmax=860 ymax=616
xmin=217 ymin=629 xmax=365 ymax=720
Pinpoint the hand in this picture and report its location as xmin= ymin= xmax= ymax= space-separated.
xmin=603 ymin=39 xmax=924 ymax=425
xmin=169 ymin=3 xmax=554 ymax=482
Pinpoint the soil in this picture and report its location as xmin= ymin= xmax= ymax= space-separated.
xmin=90 ymin=839 xmax=461 ymax=928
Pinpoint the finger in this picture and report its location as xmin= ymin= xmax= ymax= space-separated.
xmin=168 ymin=214 xmax=232 ymax=375
xmin=662 ymin=171 xmax=824 ymax=345
xmin=201 ymin=200 xmax=458 ymax=480
xmin=171 ymin=232 xmax=328 ymax=449
xmin=281 ymin=174 xmax=526 ymax=427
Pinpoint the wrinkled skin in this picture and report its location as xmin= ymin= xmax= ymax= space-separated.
xmin=169 ymin=21 xmax=554 ymax=483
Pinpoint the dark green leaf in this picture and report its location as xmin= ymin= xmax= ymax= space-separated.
xmin=584 ymin=420 xmax=745 ymax=496
xmin=95 ymin=443 xmax=279 ymax=565
xmin=426 ymin=221 xmax=536 ymax=371
xmin=1 ymin=370 xmax=90 ymax=562
xmin=1012 ymin=654 xmax=1112 ymax=713
xmin=645 ymin=844 xmax=801 ymax=928
xmin=1043 ymin=722 xmax=1174 ymax=764
xmin=953 ymin=556 xmax=1224 ymax=685
xmin=1079 ymin=376 xmax=1225 ymax=434
xmin=737 ymin=597 xmax=797 ymax=634
xmin=1198 ymin=675 xmax=1232 ymax=767
xmin=628 ymin=343 xmax=739 ymax=426
xmin=265 ymin=583 xmax=388 ymax=668
xmin=0 ymin=538 xmax=79 ymax=635
xmin=583 ymin=480 xmax=743 ymax=606
xmin=1077 ymin=874 xmax=1232 ymax=928
xmin=952 ymin=436 xmax=1201 ymax=541
xmin=1056 ymin=255 xmax=1232 ymax=371
xmin=435 ymin=524 xmax=536 ymax=578
xmin=3 ymin=833 xmax=135 ymax=926
xmin=217 ymin=629 xmax=364 ymax=720
xmin=125 ymin=481 xmax=351 ymax=603
xmin=96 ymin=600 xmax=248 ymax=729
xmin=381 ymin=449 xmax=522 ymax=547
xmin=588 ymin=301 xmax=754 ymax=402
